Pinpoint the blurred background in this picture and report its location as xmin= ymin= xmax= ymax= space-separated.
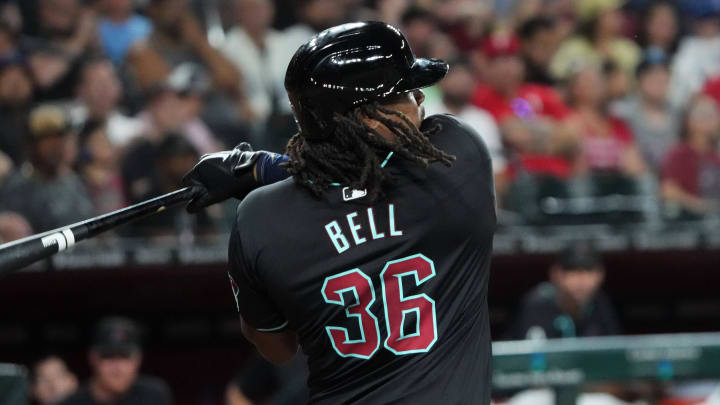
xmin=1 ymin=0 xmax=720 ymax=404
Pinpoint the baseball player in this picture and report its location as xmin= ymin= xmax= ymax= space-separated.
xmin=183 ymin=21 xmax=496 ymax=404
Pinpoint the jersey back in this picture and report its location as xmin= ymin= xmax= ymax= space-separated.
xmin=228 ymin=114 xmax=496 ymax=404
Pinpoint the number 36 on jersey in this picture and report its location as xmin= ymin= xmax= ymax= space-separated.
xmin=321 ymin=254 xmax=438 ymax=359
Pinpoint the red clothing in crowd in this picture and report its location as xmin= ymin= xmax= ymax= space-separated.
xmin=471 ymin=83 xmax=570 ymax=123
xmin=703 ymin=76 xmax=720 ymax=106
xmin=576 ymin=115 xmax=634 ymax=172
xmin=662 ymin=142 xmax=720 ymax=198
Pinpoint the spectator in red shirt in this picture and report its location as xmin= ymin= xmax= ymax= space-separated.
xmin=471 ymin=32 xmax=570 ymax=124
xmin=564 ymin=65 xmax=647 ymax=179
xmin=472 ymin=31 xmax=575 ymax=192
xmin=661 ymin=96 xmax=720 ymax=217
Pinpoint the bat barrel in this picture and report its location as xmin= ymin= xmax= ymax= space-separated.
xmin=0 ymin=187 xmax=195 ymax=276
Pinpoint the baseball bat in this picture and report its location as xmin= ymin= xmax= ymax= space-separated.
xmin=0 ymin=187 xmax=195 ymax=276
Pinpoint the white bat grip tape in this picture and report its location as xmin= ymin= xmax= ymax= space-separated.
xmin=41 ymin=229 xmax=76 ymax=252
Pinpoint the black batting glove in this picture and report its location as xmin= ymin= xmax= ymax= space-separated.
xmin=182 ymin=143 xmax=263 ymax=213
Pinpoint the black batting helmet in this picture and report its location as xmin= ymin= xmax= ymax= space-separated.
xmin=284 ymin=21 xmax=449 ymax=139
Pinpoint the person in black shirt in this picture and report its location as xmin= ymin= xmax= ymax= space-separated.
xmin=505 ymin=241 xmax=621 ymax=340
xmin=184 ymin=21 xmax=496 ymax=404
xmin=60 ymin=317 xmax=172 ymax=405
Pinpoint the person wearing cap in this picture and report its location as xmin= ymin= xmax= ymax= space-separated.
xmin=549 ymin=0 xmax=640 ymax=83
xmin=504 ymin=241 xmax=621 ymax=340
xmin=0 ymin=104 xmax=94 ymax=232
xmin=60 ymin=317 xmax=172 ymax=405
xmin=471 ymin=31 xmax=570 ymax=123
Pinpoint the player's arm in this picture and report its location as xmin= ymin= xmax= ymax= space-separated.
xmin=228 ymin=217 xmax=298 ymax=365
xmin=240 ymin=317 xmax=298 ymax=364
xmin=182 ymin=143 xmax=290 ymax=213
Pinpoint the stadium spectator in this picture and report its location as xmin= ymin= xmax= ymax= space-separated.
xmin=287 ymin=0 xmax=347 ymax=35
xmin=126 ymin=0 xmax=240 ymax=95
xmin=550 ymin=0 xmax=640 ymax=82
xmin=274 ymin=0 xmax=348 ymax=82
xmin=1 ymin=105 xmax=94 ymax=232
xmin=0 ymin=2 xmax=21 ymax=35
xmin=60 ymin=317 xmax=173 ymax=405
xmin=505 ymin=240 xmax=621 ymax=340
xmin=668 ymin=5 xmax=720 ymax=108
xmin=97 ymin=0 xmax=152 ymax=65
xmin=424 ymin=58 xmax=505 ymax=174
xmin=437 ymin=0 xmax=491 ymax=53
xmin=518 ymin=16 xmax=562 ymax=86
xmin=0 ymin=55 xmax=34 ymax=166
xmin=135 ymin=66 xmax=219 ymax=156
xmin=221 ymin=0 xmax=292 ymax=125
xmin=637 ymin=0 xmax=680 ymax=59
xmin=76 ymin=120 xmax=126 ymax=214
xmin=31 ymin=355 xmax=78 ymax=405
xmin=128 ymin=0 xmax=255 ymax=145
xmin=399 ymin=6 xmax=437 ymax=59
xmin=613 ymin=51 xmax=680 ymax=173
xmin=426 ymin=31 xmax=460 ymax=65
xmin=661 ymin=96 xmax=720 ymax=218
xmin=0 ymin=16 xmax=18 ymax=55
xmin=72 ymin=57 xmax=143 ymax=149
xmin=27 ymin=0 xmax=99 ymax=101
xmin=541 ymin=0 xmax=578 ymax=40
xmin=564 ymin=65 xmax=647 ymax=183
xmin=122 ymin=134 xmax=215 ymax=239
xmin=471 ymin=31 xmax=570 ymax=124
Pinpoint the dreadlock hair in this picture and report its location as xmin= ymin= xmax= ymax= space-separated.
xmin=286 ymin=101 xmax=456 ymax=201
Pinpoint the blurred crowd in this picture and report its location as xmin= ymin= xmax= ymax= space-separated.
xmin=1 ymin=0 xmax=720 ymax=244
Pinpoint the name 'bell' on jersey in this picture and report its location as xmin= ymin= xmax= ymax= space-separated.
xmin=227 ymin=114 xmax=496 ymax=404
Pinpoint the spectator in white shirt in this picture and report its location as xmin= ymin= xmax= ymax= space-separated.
xmin=424 ymin=59 xmax=506 ymax=174
xmin=222 ymin=0 xmax=292 ymax=124
xmin=72 ymin=56 xmax=143 ymax=148
xmin=669 ymin=9 xmax=720 ymax=108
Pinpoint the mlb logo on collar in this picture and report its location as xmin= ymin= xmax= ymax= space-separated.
xmin=343 ymin=187 xmax=367 ymax=202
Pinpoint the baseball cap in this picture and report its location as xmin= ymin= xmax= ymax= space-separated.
xmin=555 ymin=240 xmax=602 ymax=270
xmin=575 ymin=0 xmax=625 ymax=22
xmin=481 ymin=33 xmax=520 ymax=59
xmin=91 ymin=317 xmax=141 ymax=358
xmin=28 ymin=105 xmax=71 ymax=140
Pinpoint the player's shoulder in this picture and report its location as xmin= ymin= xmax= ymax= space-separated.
xmin=235 ymin=177 xmax=306 ymax=228
xmin=237 ymin=177 xmax=294 ymax=210
xmin=422 ymin=113 xmax=492 ymax=164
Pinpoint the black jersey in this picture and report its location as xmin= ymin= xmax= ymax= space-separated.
xmin=228 ymin=114 xmax=496 ymax=404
